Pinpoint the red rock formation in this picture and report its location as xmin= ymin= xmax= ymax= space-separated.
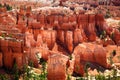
xmin=40 ymin=43 xmax=49 ymax=60
xmin=40 ymin=30 xmax=56 ymax=50
xmin=33 ymin=29 xmax=40 ymax=41
xmin=78 ymin=14 xmax=88 ymax=29
xmin=13 ymin=53 xmax=23 ymax=70
xmin=52 ymin=43 xmax=58 ymax=52
xmin=29 ymin=48 xmax=41 ymax=68
xmin=86 ymin=23 xmax=96 ymax=41
xmin=8 ymin=41 xmax=23 ymax=53
xmin=69 ymin=14 xmax=78 ymax=29
xmin=93 ymin=45 xmax=110 ymax=68
xmin=113 ymin=29 xmax=120 ymax=45
xmin=47 ymin=53 xmax=69 ymax=80
xmin=0 ymin=5 xmax=120 ymax=77
xmin=105 ymin=45 xmax=120 ymax=63
xmin=73 ymin=43 xmax=111 ymax=75
xmin=65 ymin=31 xmax=73 ymax=53
xmin=73 ymin=29 xmax=87 ymax=46
xmin=0 ymin=7 xmax=7 ymax=13
xmin=0 ymin=53 xmax=3 ymax=67
xmin=102 ymin=36 xmax=115 ymax=47
xmin=86 ymin=14 xmax=96 ymax=41
xmin=57 ymin=30 xmax=65 ymax=43
xmin=103 ymin=23 xmax=113 ymax=35
xmin=112 ymin=0 xmax=120 ymax=6
xmin=58 ymin=15 xmax=63 ymax=29
xmin=0 ymin=39 xmax=9 ymax=53
xmin=36 ymin=34 xmax=43 ymax=47
xmin=74 ymin=51 xmax=84 ymax=76
xmin=37 ymin=14 xmax=46 ymax=28
xmin=95 ymin=14 xmax=104 ymax=32
xmin=46 ymin=15 xmax=54 ymax=29
xmin=67 ymin=55 xmax=75 ymax=75
xmin=26 ymin=6 xmax=31 ymax=17
xmin=31 ymin=21 xmax=41 ymax=29
xmin=3 ymin=52 xmax=13 ymax=70
xmin=61 ymin=15 xmax=77 ymax=30
xmin=61 ymin=23 xmax=75 ymax=30
xmin=25 ymin=32 xmax=36 ymax=47
xmin=53 ymin=15 xmax=59 ymax=29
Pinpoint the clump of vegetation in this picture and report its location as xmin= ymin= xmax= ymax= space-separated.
xmin=95 ymin=74 xmax=106 ymax=80
xmin=0 ymin=3 xmax=12 ymax=11
xmin=8 ymin=34 xmax=13 ymax=38
xmin=84 ymin=62 xmax=90 ymax=79
xmin=107 ymin=50 xmax=116 ymax=65
xmin=0 ymin=74 xmax=9 ymax=80
xmin=111 ymin=50 xmax=116 ymax=57
xmin=67 ymin=74 xmax=71 ymax=80
xmin=6 ymin=4 xmax=12 ymax=11
xmin=22 ymin=64 xmax=33 ymax=80
xmin=40 ymin=58 xmax=47 ymax=80
xmin=12 ymin=63 xmax=20 ymax=80
xmin=104 ymin=9 xmax=111 ymax=18
xmin=76 ymin=77 xmax=85 ymax=80
xmin=110 ymin=32 xmax=114 ymax=40
xmin=0 ymin=3 xmax=2 ymax=8
xmin=21 ymin=59 xmax=47 ymax=80
xmin=69 ymin=54 xmax=73 ymax=60
xmin=112 ymin=68 xmax=117 ymax=79
xmin=100 ymin=30 xmax=107 ymax=39
xmin=22 ymin=61 xmax=36 ymax=80
xmin=1 ymin=33 xmax=6 ymax=38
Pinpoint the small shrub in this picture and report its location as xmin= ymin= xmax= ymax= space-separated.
xmin=0 ymin=3 xmax=2 ymax=8
xmin=8 ymin=34 xmax=13 ymax=38
xmin=108 ymin=50 xmax=116 ymax=65
xmin=107 ymin=75 xmax=111 ymax=80
xmin=29 ymin=60 xmax=34 ymax=67
xmin=39 ymin=72 xmax=47 ymax=80
xmin=69 ymin=54 xmax=72 ymax=60
xmin=41 ymin=61 xmax=46 ymax=72
xmin=1 ymin=33 xmax=5 ymax=38
xmin=76 ymin=65 xmax=80 ymax=72
xmin=84 ymin=62 xmax=90 ymax=79
xmin=110 ymin=32 xmax=114 ymax=40
xmin=22 ymin=65 xmax=33 ymax=80
xmin=76 ymin=77 xmax=85 ymax=80
xmin=40 ymin=58 xmax=47 ymax=80
xmin=104 ymin=9 xmax=111 ymax=19
xmin=109 ymin=56 xmax=113 ymax=65
xmin=6 ymin=4 xmax=12 ymax=11
xmin=100 ymin=30 xmax=107 ymax=39
xmin=111 ymin=50 xmax=116 ymax=57
xmin=67 ymin=74 xmax=71 ymax=80
xmin=12 ymin=63 xmax=20 ymax=80
xmin=95 ymin=74 xmax=106 ymax=80
xmin=0 ymin=74 xmax=9 ymax=80
xmin=112 ymin=68 xmax=117 ymax=79
xmin=23 ymin=58 xmax=48 ymax=80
